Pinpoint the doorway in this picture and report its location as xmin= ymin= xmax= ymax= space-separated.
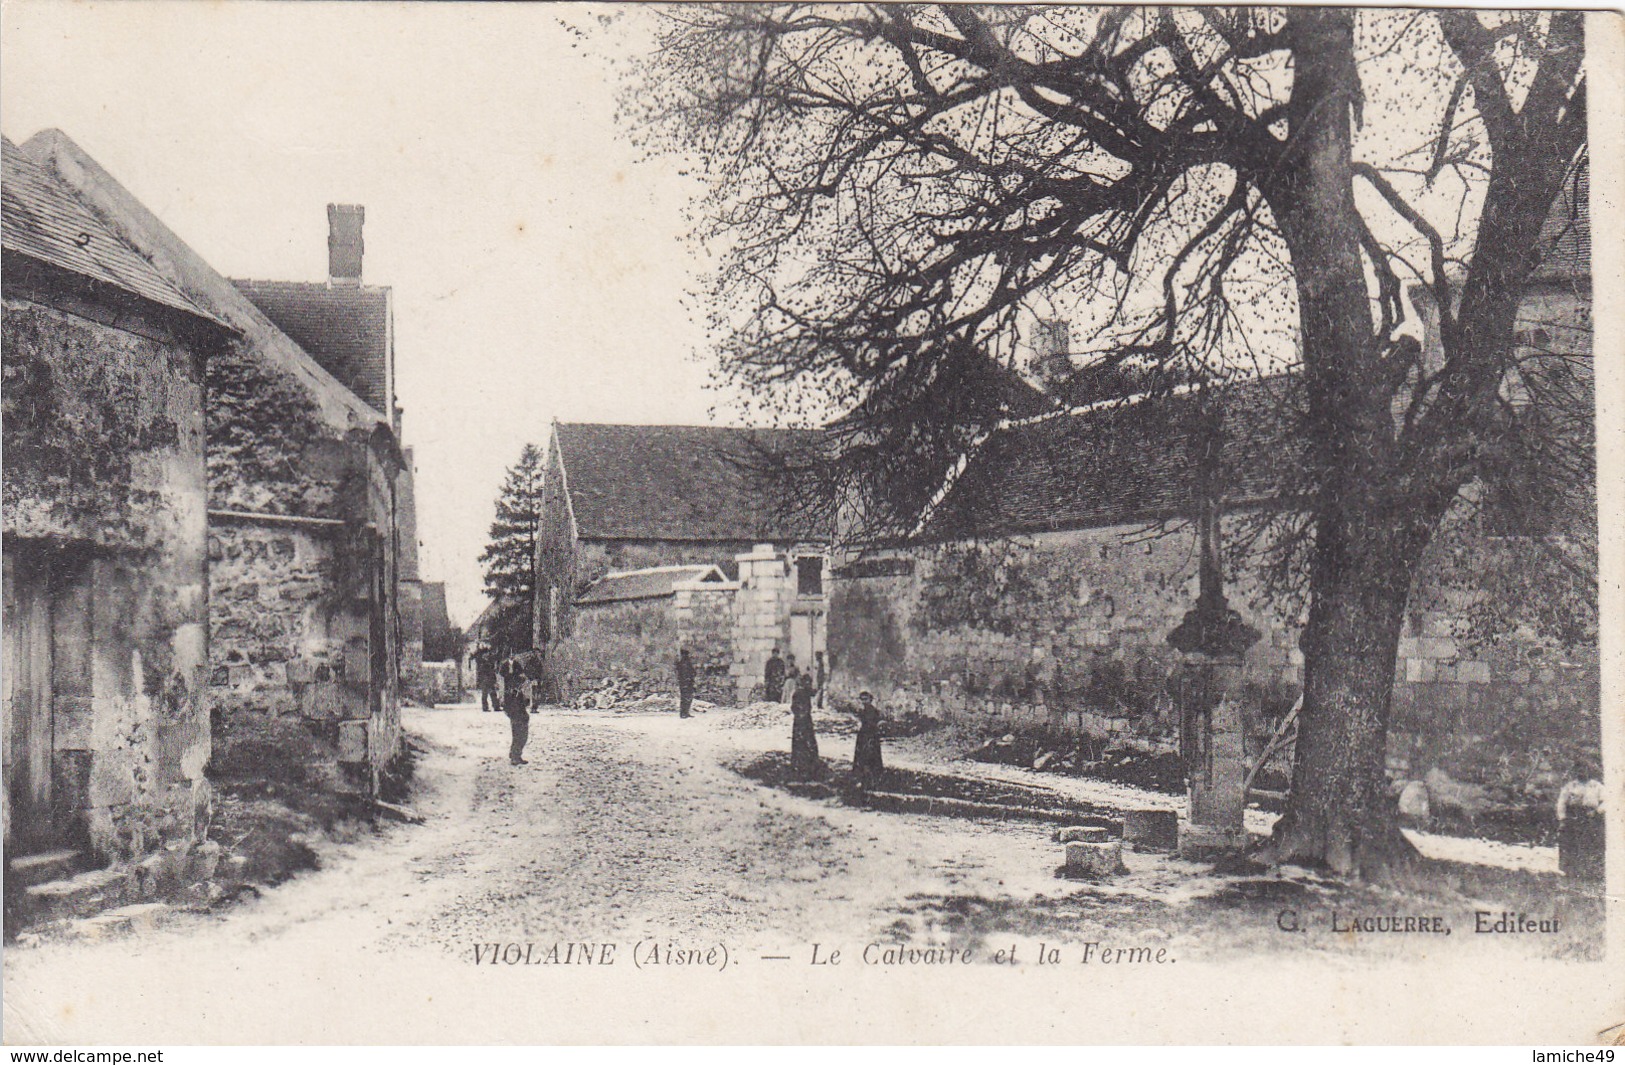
xmin=3 ymin=542 xmax=91 ymax=856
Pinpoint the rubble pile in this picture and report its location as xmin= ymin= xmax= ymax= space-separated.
xmin=966 ymin=732 xmax=1185 ymax=794
xmin=572 ymin=678 xmax=715 ymax=715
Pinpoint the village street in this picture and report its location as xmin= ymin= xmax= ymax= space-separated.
xmin=4 ymin=700 xmax=1603 ymax=1044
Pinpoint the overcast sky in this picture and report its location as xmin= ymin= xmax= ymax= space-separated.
xmin=2 ymin=1 xmax=728 ymax=627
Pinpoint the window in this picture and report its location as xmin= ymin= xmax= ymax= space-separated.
xmin=795 ymin=556 xmax=824 ymax=597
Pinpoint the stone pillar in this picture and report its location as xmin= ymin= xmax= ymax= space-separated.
xmin=1166 ymin=512 xmax=1260 ymax=859
xmin=1169 ymin=649 xmax=1251 ymax=857
xmin=731 ymin=543 xmax=789 ymax=705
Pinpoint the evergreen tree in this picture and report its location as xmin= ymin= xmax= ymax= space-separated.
xmin=479 ymin=443 xmax=546 ymax=652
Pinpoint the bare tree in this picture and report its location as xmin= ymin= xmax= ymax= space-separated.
xmin=631 ymin=5 xmax=1588 ymax=878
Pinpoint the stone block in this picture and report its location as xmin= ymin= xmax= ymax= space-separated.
xmin=345 ymin=643 xmax=371 ymax=683
xmin=1056 ymin=825 xmax=1110 ymax=843
xmin=1177 ymin=822 xmax=1248 ymax=860
xmin=24 ymin=868 xmax=134 ymax=922
xmin=1417 ymin=637 xmax=1458 ymax=660
xmin=190 ymin=840 xmax=222 ymax=881
xmin=301 ymin=680 xmax=343 ymax=720
xmin=1122 ymin=809 xmax=1180 ymax=852
xmin=88 ymin=756 xmax=136 ymax=807
xmin=135 ymin=853 xmax=167 ymax=898
xmin=1064 ymin=840 xmax=1126 ymax=878
xmin=338 ymin=721 xmax=368 ymax=762
xmin=1458 ymin=660 xmax=1493 ymax=685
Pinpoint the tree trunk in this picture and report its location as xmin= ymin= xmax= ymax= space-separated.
xmin=1262 ymin=526 xmax=1421 ymax=878
xmin=1254 ymin=10 xmax=1425 ymax=879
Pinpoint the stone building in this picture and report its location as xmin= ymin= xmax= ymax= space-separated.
xmin=829 ymin=169 xmax=1597 ymax=803
xmin=572 ymin=565 xmax=731 ymax=700
xmin=534 ymin=421 xmax=829 ymax=701
xmin=21 ymin=130 xmax=418 ymax=800
xmin=3 ymin=136 xmax=233 ymax=879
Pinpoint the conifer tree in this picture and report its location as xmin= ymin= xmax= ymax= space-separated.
xmin=479 ymin=443 xmax=546 ymax=651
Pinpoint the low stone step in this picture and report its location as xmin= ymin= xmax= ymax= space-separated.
xmin=861 ymin=789 xmax=1118 ymax=828
xmin=22 ymin=868 xmax=134 ymax=923
xmin=7 ymin=849 xmax=86 ymax=889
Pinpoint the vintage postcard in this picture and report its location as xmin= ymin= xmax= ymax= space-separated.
xmin=1 ymin=1 xmax=1620 ymax=1046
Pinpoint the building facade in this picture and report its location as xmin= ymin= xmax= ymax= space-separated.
xmin=3 ymin=136 xmax=232 ymax=871
xmin=534 ymin=421 xmax=830 ymax=702
xmin=829 ymin=166 xmax=1597 ymax=805
xmin=23 ymin=130 xmax=418 ymax=800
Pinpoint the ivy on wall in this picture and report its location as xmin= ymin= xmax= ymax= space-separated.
xmin=916 ymin=541 xmax=1038 ymax=636
xmin=206 ymin=342 xmax=343 ymax=517
xmin=2 ymin=302 xmax=184 ymax=545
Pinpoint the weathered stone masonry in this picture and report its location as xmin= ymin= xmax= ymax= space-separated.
xmin=25 ymin=128 xmax=416 ymax=803
xmin=830 ymin=517 xmax=1597 ymax=796
xmin=3 ymin=256 xmax=222 ymax=863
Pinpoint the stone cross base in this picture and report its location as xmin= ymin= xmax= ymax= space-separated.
xmin=1177 ymin=822 xmax=1249 ymax=860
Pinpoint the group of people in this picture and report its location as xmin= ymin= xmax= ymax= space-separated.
xmin=472 ymin=644 xmax=544 ymax=766
xmin=762 ymin=647 xmax=825 ymax=706
xmin=474 ymin=638 xmax=884 ymax=780
xmin=763 ymin=645 xmax=881 ymax=783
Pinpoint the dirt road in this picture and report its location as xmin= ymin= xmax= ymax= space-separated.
xmin=3 ymin=701 xmax=1606 ymax=1044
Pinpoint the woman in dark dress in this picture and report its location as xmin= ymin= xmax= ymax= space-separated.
xmin=789 ymin=672 xmax=821 ymax=779
xmin=853 ymin=690 xmax=884 ymax=781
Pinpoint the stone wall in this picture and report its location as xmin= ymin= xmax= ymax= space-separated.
xmin=204 ymin=340 xmax=405 ymax=796
xmin=830 ymin=517 xmax=1599 ymax=795
xmin=829 ymin=526 xmax=1296 ymax=753
xmin=731 ymin=545 xmax=798 ymax=704
xmin=570 ymin=598 xmax=679 ymax=696
xmin=566 ymin=584 xmax=740 ymax=703
xmin=674 ymin=581 xmax=737 ymax=702
xmin=3 ymin=291 xmax=213 ymax=861
xmin=206 ymin=518 xmax=386 ymax=793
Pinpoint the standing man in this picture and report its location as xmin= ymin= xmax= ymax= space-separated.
xmin=764 ymin=646 xmax=786 ymax=703
xmin=814 ymin=651 xmax=828 ymax=709
xmin=675 ymin=647 xmax=696 ymax=719
xmin=474 ymin=645 xmax=498 ymax=713
xmin=499 ymin=654 xmax=530 ymax=765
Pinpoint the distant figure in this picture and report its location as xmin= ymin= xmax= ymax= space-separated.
xmin=1556 ymin=762 xmax=1605 ymax=881
xmin=853 ymin=690 xmax=884 ymax=781
xmin=516 ymin=646 xmax=546 ymax=712
xmin=474 ymin=645 xmax=497 ymax=713
xmin=814 ymin=651 xmax=827 ymax=709
xmin=784 ymin=653 xmax=801 ymax=706
xmin=789 ymin=672 xmax=821 ymax=780
xmin=764 ymin=646 xmax=786 ymax=703
xmin=675 ymin=648 xmax=696 ymax=719
xmin=499 ymin=655 xmax=530 ymax=765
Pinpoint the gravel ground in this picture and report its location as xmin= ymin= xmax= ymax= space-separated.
xmin=2 ymin=700 xmax=1604 ymax=1044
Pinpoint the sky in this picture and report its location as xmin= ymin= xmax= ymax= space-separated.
xmin=1 ymin=1 xmax=726 ymax=627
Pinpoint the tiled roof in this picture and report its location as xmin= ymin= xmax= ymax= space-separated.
xmin=1531 ymin=160 xmax=1589 ymax=282
xmin=925 ymin=375 xmax=1305 ymax=540
xmin=467 ymin=597 xmax=516 ymax=645
xmin=2 ymin=137 xmax=218 ymax=323
xmin=233 ymin=279 xmax=391 ymax=413
xmin=577 ymin=564 xmax=726 ymax=605
xmin=829 ymin=355 xmax=1055 ymax=428
xmin=556 ymin=422 xmax=830 ymax=542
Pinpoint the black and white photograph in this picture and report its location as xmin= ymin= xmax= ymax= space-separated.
xmin=1 ymin=1 xmax=1619 ymax=1047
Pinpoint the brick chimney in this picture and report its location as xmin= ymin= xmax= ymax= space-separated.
xmin=327 ymin=204 xmax=364 ymax=286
